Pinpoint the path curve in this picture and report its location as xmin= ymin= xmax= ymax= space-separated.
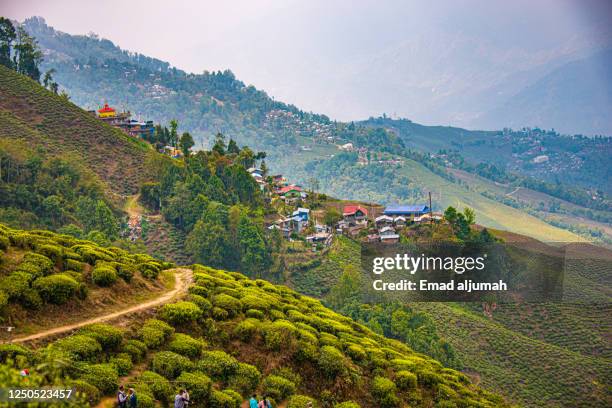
xmin=9 ymin=268 xmax=193 ymax=344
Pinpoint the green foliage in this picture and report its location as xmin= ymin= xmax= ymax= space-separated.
xmin=227 ymin=362 xmax=261 ymax=395
xmin=69 ymin=379 xmax=101 ymax=405
xmin=91 ymin=264 xmax=117 ymax=286
xmin=176 ymin=371 xmax=212 ymax=402
xmin=123 ymin=339 xmax=147 ymax=363
xmin=210 ymin=389 xmax=240 ymax=408
xmin=213 ymin=293 xmax=243 ymax=317
xmin=262 ymin=375 xmax=296 ymax=401
xmin=263 ymin=319 xmax=298 ymax=351
xmin=318 ymin=345 xmax=346 ymax=377
xmin=168 ymin=333 xmax=205 ymax=359
xmin=139 ymin=318 xmax=175 ymax=349
xmin=371 ymin=376 xmax=399 ymax=408
xmin=78 ymin=323 xmax=123 ymax=351
xmin=139 ymin=371 xmax=172 ymax=404
xmin=395 ymin=370 xmax=417 ymax=391
xmin=109 ymin=353 xmax=132 ymax=376
xmin=159 ymin=301 xmax=203 ymax=325
xmin=32 ymin=273 xmax=78 ymax=304
xmin=288 ymin=395 xmax=316 ymax=408
xmin=197 ymin=350 xmax=239 ymax=381
xmin=232 ymin=318 xmax=259 ymax=342
xmin=335 ymin=402 xmax=360 ymax=408
xmin=151 ymin=350 xmax=193 ymax=379
xmin=51 ymin=334 xmax=102 ymax=362
xmin=81 ymin=363 xmax=118 ymax=394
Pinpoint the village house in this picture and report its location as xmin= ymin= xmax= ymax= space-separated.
xmin=343 ymin=205 xmax=369 ymax=226
xmin=414 ymin=213 xmax=443 ymax=223
xmin=383 ymin=204 xmax=430 ymax=219
xmin=379 ymin=226 xmax=400 ymax=243
xmin=394 ymin=216 xmax=406 ymax=227
xmin=375 ymin=215 xmax=394 ymax=229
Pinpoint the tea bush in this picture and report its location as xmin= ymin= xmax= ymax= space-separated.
xmin=52 ymin=335 xmax=102 ymax=362
xmin=318 ymin=345 xmax=347 ymax=377
xmin=33 ymin=274 xmax=79 ymax=304
xmin=371 ymin=376 xmax=399 ymax=408
xmin=123 ymin=339 xmax=147 ymax=362
xmin=139 ymin=371 xmax=172 ymax=404
xmin=197 ymin=350 xmax=239 ymax=381
xmin=151 ymin=350 xmax=193 ymax=379
xmin=109 ymin=353 xmax=132 ymax=376
xmin=227 ymin=362 xmax=261 ymax=395
xmin=262 ymin=375 xmax=296 ymax=401
xmin=288 ymin=395 xmax=316 ymax=408
xmin=91 ymin=265 xmax=117 ymax=286
xmin=81 ymin=363 xmax=118 ymax=394
xmin=78 ymin=323 xmax=124 ymax=351
xmin=159 ymin=301 xmax=203 ymax=325
xmin=396 ymin=370 xmax=417 ymax=391
xmin=176 ymin=371 xmax=213 ymax=402
xmin=168 ymin=333 xmax=205 ymax=359
xmin=139 ymin=319 xmax=174 ymax=348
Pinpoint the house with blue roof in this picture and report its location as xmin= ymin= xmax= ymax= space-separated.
xmin=383 ymin=204 xmax=430 ymax=218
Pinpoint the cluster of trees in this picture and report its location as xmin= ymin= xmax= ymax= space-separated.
xmin=0 ymin=143 xmax=119 ymax=243
xmin=144 ymin=120 xmax=195 ymax=157
xmin=140 ymin=134 xmax=272 ymax=276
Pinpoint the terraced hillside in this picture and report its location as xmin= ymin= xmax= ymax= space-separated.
xmin=0 ymin=223 xmax=174 ymax=339
xmin=0 ymin=259 xmax=511 ymax=407
xmin=0 ymin=65 xmax=158 ymax=194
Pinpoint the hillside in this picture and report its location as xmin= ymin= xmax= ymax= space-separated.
xmin=22 ymin=17 xmax=611 ymax=244
xmin=0 ymin=64 xmax=157 ymax=195
xmin=0 ymin=230 xmax=510 ymax=407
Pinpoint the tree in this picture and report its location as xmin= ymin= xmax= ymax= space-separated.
xmin=42 ymin=68 xmax=56 ymax=89
xmin=227 ymin=139 xmax=240 ymax=155
xmin=179 ymin=132 xmax=195 ymax=157
xmin=94 ymin=200 xmax=119 ymax=240
xmin=212 ymin=133 xmax=226 ymax=155
xmin=13 ymin=25 xmax=42 ymax=81
xmin=463 ymin=207 xmax=476 ymax=225
xmin=169 ymin=119 xmax=179 ymax=147
xmin=0 ymin=17 xmax=16 ymax=69
xmin=237 ymin=214 xmax=269 ymax=276
xmin=323 ymin=208 xmax=341 ymax=226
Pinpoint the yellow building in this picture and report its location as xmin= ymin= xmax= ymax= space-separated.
xmin=97 ymin=103 xmax=117 ymax=118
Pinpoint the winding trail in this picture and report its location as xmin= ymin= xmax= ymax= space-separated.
xmin=9 ymin=268 xmax=193 ymax=344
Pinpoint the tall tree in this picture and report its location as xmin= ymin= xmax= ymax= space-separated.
xmin=13 ymin=25 xmax=42 ymax=81
xmin=179 ymin=131 xmax=195 ymax=157
xmin=0 ymin=17 xmax=16 ymax=69
xmin=169 ymin=119 xmax=179 ymax=147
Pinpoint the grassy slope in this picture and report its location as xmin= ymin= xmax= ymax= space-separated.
xmin=0 ymin=65 xmax=157 ymax=195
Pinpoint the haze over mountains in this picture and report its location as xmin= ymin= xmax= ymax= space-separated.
xmin=4 ymin=0 xmax=612 ymax=135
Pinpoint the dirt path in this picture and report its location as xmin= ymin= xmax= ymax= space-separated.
xmin=10 ymin=268 xmax=193 ymax=344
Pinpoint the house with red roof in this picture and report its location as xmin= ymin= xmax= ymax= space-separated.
xmin=342 ymin=205 xmax=369 ymax=225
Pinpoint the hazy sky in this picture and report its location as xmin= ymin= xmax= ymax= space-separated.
xmin=2 ymin=0 xmax=611 ymax=124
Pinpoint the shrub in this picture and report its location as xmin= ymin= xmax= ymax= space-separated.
xmin=123 ymin=339 xmax=147 ymax=362
xmin=22 ymin=252 xmax=55 ymax=274
xmin=116 ymin=264 xmax=135 ymax=282
xmin=210 ymin=389 xmax=239 ymax=408
xmin=232 ymin=319 xmax=259 ymax=342
xmin=318 ymin=346 xmax=346 ymax=377
xmin=295 ymin=339 xmax=318 ymax=362
xmin=335 ymin=402 xmax=361 ymax=408
xmin=188 ymin=293 xmax=212 ymax=313
xmin=197 ymin=350 xmax=238 ymax=381
xmin=371 ymin=376 xmax=399 ymax=408
xmin=0 ymin=344 xmax=32 ymax=362
xmin=168 ymin=333 xmax=205 ymax=359
xmin=319 ymin=332 xmax=340 ymax=348
xmin=227 ymin=362 xmax=261 ymax=395
xmin=245 ymin=309 xmax=264 ymax=319
xmin=346 ymin=344 xmax=367 ymax=361
xmin=139 ymin=319 xmax=174 ymax=348
xmin=52 ymin=335 xmax=102 ymax=362
xmin=396 ymin=370 xmax=417 ymax=391
xmin=139 ymin=371 xmax=172 ymax=404
xmin=176 ymin=371 xmax=212 ymax=402
xmin=0 ymin=272 xmax=31 ymax=301
xmin=213 ymin=294 xmax=243 ymax=317
xmin=417 ymin=369 xmax=441 ymax=388
xmin=0 ymin=290 xmax=8 ymax=314
xmin=81 ymin=363 xmax=118 ymax=394
xmin=262 ymin=375 xmax=296 ymax=401
xmin=288 ymin=395 xmax=316 ymax=408
xmin=36 ymin=244 xmax=63 ymax=262
xmin=263 ymin=320 xmax=298 ymax=351
xmin=139 ymin=262 xmax=162 ymax=279
xmin=221 ymin=389 xmax=242 ymax=407
xmin=78 ymin=323 xmax=124 ymax=351
xmin=188 ymin=285 xmax=208 ymax=297
xmin=212 ymin=306 xmax=229 ymax=321
xmin=0 ymin=235 xmax=8 ymax=250
xmin=91 ymin=265 xmax=117 ymax=286
xmin=151 ymin=351 xmax=193 ymax=379
xmin=69 ymin=380 xmax=100 ymax=405
xmin=72 ymin=245 xmax=112 ymax=264
xmin=64 ymin=259 xmax=84 ymax=272
xmin=33 ymin=274 xmax=79 ymax=304
xmin=109 ymin=353 xmax=133 ymax=376
xmin=159 ymin=301 xmax=202 ymax=325
xmin=21 ymin=288 xmax=42 ymax=310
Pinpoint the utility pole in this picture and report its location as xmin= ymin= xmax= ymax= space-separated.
xmin=429 ymin=191 xmax=433 ymax=227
